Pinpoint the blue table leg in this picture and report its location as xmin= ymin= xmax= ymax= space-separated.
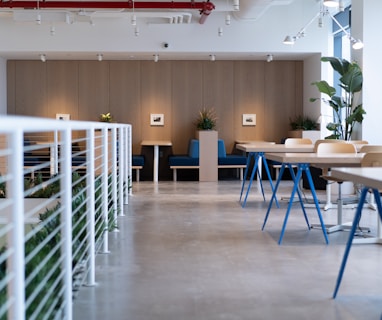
xmin=262 ymin=156 xmax=280 ymax=208
xmin=262 ymin=163 xmax=286 ymax=230
xmin=278 ymin=165 xmax=304 ymax=244
xmin=333 ymin=188 xmax=382 ymax=298
xmin=240 ymin=152 xmax=254 ymax=201
xmin=304 ymin=164 xmax=329 ymax=244
xmin=287 ymin=164 xmax=310 ymax=229
xmin=241 ymin=155 xmax=260 ymax=207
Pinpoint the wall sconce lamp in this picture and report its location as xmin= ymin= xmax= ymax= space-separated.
xmin=218 ymin=27 xmax=223 ymax=37
xmin=40 ymin=54 xmax=46 ymax=62
xmin=153 ymin=54 xmax=159 ymax=62
xmin=97 ymin=53 xmax=103 ymax=61
xmin=134 ymin=26 xmax=140 ymax=37
xmin=210 ymin=54 xmax=216 ymax=62
xmin=266 ymin=54 xmax=273 ymax=63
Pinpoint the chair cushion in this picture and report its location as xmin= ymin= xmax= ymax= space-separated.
xmin=169 ymin=156 xmax=199 ymax=166
xmin=132 ymin=155 xmax=145 ymax=166
xmin=218 ymin=139 xmax=227 ymax=158
xmin=72 ymin=156 xmax=86 ymax=166
xmin=188 ymin=139 xmax=199 ymax=158
xmin=218 ymin=155 xmax=247 ymax=165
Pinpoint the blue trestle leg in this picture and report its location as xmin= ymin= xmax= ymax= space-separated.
xmin=240 ymin=152 xmax=280 ymax=208
xmin=333 ymin=188 xmax=382 ymax=298
xmin=262 ymin=162 xmax=329 ymax=245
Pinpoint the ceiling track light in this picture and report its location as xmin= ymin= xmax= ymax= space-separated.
xmin=40 ymin=54 xmax=46 ymax=62
xmin=283 ymin=7 xmax=363 ymax=50
xmin=153 ymin=54 xmax=159 ymax=62
xmin=131 ymin=14 xmax=136 ymax=26
xmin=323 ymin=0 xmax=338 ymax=8
xmin=266 ymin=54 xmax=273 ymax=63
xmin=97 ymin=53 xmax=103 ymax=61
xmin=225 ymin=14 xmax=231 ymax=25
xmin=210 ymin=54 xmax=216 ymax=62
xmin=232 ymin=0 xmax=239 ymax=11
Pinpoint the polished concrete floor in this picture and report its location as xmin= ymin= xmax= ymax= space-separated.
xmin=73 ymin=180 xmax=382 ymax=320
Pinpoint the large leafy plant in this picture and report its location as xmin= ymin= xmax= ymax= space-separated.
xmin=310 ymin=57 xmax=365 ymax=140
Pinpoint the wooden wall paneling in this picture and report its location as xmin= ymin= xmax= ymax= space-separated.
xmin=6 ymin=61 xmax=16 ymax=115
xmin=202 ymin=61 xmax=235 ymax=151
xmin=140 ymin=61 xmax=172 ymax=180
xmin=78 ymin=61 xmax=110 ymax=122
xmin=14 ymin=61 xmax=47 ymax=117
xmin=294 ymin=62 xmax=304 ymax=118
xmin=233 ymin=61 xmax=266 ymax=145
xmin=264 ymin=61 xmax=302 ymax=143
xmin=109 ymin=61 xmax=141 ymax=154
xmin=140 ymin=61 xmax=172 ymax=141
xmin=171 ymin=61 xmax=203 ymax=154
xmin=46 ymin=61 xmax=79 ymax=120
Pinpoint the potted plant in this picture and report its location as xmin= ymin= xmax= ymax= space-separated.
xmin=310 ymin=56 xmax=365 ymax=140
xmin=100 ymin=112 xmax=113 ymax=123
xmin=195 ymin=107 xmax=217 ymax=130
xmin=288 ymin=115 xmax=320 ymax=141
xmin=289 ymin=115 xmax=318 ymax=131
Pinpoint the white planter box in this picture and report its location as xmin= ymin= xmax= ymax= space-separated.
xmin=288 ymin=130 xmax=321 ymax=143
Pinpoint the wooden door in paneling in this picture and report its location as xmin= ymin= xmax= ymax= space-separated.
xmin=6 ymin=61 xmax=16 ymax=115
xmin=109 ymin=61 xmax=141 ymax=154
xmin=46 ymin=61 xmax=79 ymax=120
xmin=234 ymin=61 xmax=266 ymax=147
xmin=202 ymin=61 xmax=235 ymax=151
xmin=264 ymin=61 xmax=303 ymax=143
xmin=14 ymin=61 xmax=47 ymax=117
xmin=171 ymin=61 xmax=203 ymax=154
xmin=140 ymin=61 xmax=172 ymax=141
xmin=78 ymin=61 xmax=109 ymax=122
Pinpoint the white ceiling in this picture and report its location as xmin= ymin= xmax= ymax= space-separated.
xmin=0 ymin=0 xmax=349 ymax=61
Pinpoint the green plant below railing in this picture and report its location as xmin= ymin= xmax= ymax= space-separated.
xmin=0 ymin=172 xmax=112 ymax=319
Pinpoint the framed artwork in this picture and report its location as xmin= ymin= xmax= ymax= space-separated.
xmin=242 ymin=114 xmax=256 ymax=126
xmin=56 ymin=113 xmax=70 ymax=121
xmin=150 ymin=113 xmax=164 ymax=126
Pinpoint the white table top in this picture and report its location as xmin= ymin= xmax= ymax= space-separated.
xmin=236 ymin=143 xmax=314 ymax=153
xmin=141 ymin=140 xmax=172 ymax=147
xmin=265 ymin=152 xmax=364 ymax=168
xmin=331 ymin=167 xmax=382 ymax=190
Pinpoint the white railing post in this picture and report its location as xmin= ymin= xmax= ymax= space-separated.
xmin=8 ymin=130 xmax=26 ymax=320
xmin=128 ymin=125 xmax=132 ymax=196
xmin=86 ymin=128 xmax=96 ymax=286
xmin=101 ymin=128 xmax=110 ymax=253
xmin=111 ymin=127 xmax=118 ymax=230
xmin=118 ymin=126 xmax=125 ymax=216
xmin=60 ymin=128 xmax=73 ymax=320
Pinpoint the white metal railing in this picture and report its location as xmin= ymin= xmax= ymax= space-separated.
xmin=0 ymin=115 xmax=132 ymax=320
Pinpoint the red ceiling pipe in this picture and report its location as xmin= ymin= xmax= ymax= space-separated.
xmin=199 ymin=1 xmax=215 ymax=24
xmin=0 ymin=1 xmax=214 ymax=10
xmin=0 ymin=1 xmax=216 ymax=23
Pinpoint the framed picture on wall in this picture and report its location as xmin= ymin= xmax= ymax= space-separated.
xmin=242 ymin=114 xmax=256 ymax=126
xmin=150 ymin=114 xmax=164 ymax=126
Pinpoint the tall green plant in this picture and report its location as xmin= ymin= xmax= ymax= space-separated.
xmin=310 ymin=56 xmax=365 ymax=140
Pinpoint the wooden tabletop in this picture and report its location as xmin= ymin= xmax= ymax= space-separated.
xmin=331 ymin=167 xmax=382 ymax=190
xmin=236 ymin=143 xmax=314 ymax=153
xmin=235 ymin=140 xmax=275 ymax=145
xmin=141 ymin=140 xmax=172 ymax=146
xmin=265 ymin=152 xmax=364 ymax=168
